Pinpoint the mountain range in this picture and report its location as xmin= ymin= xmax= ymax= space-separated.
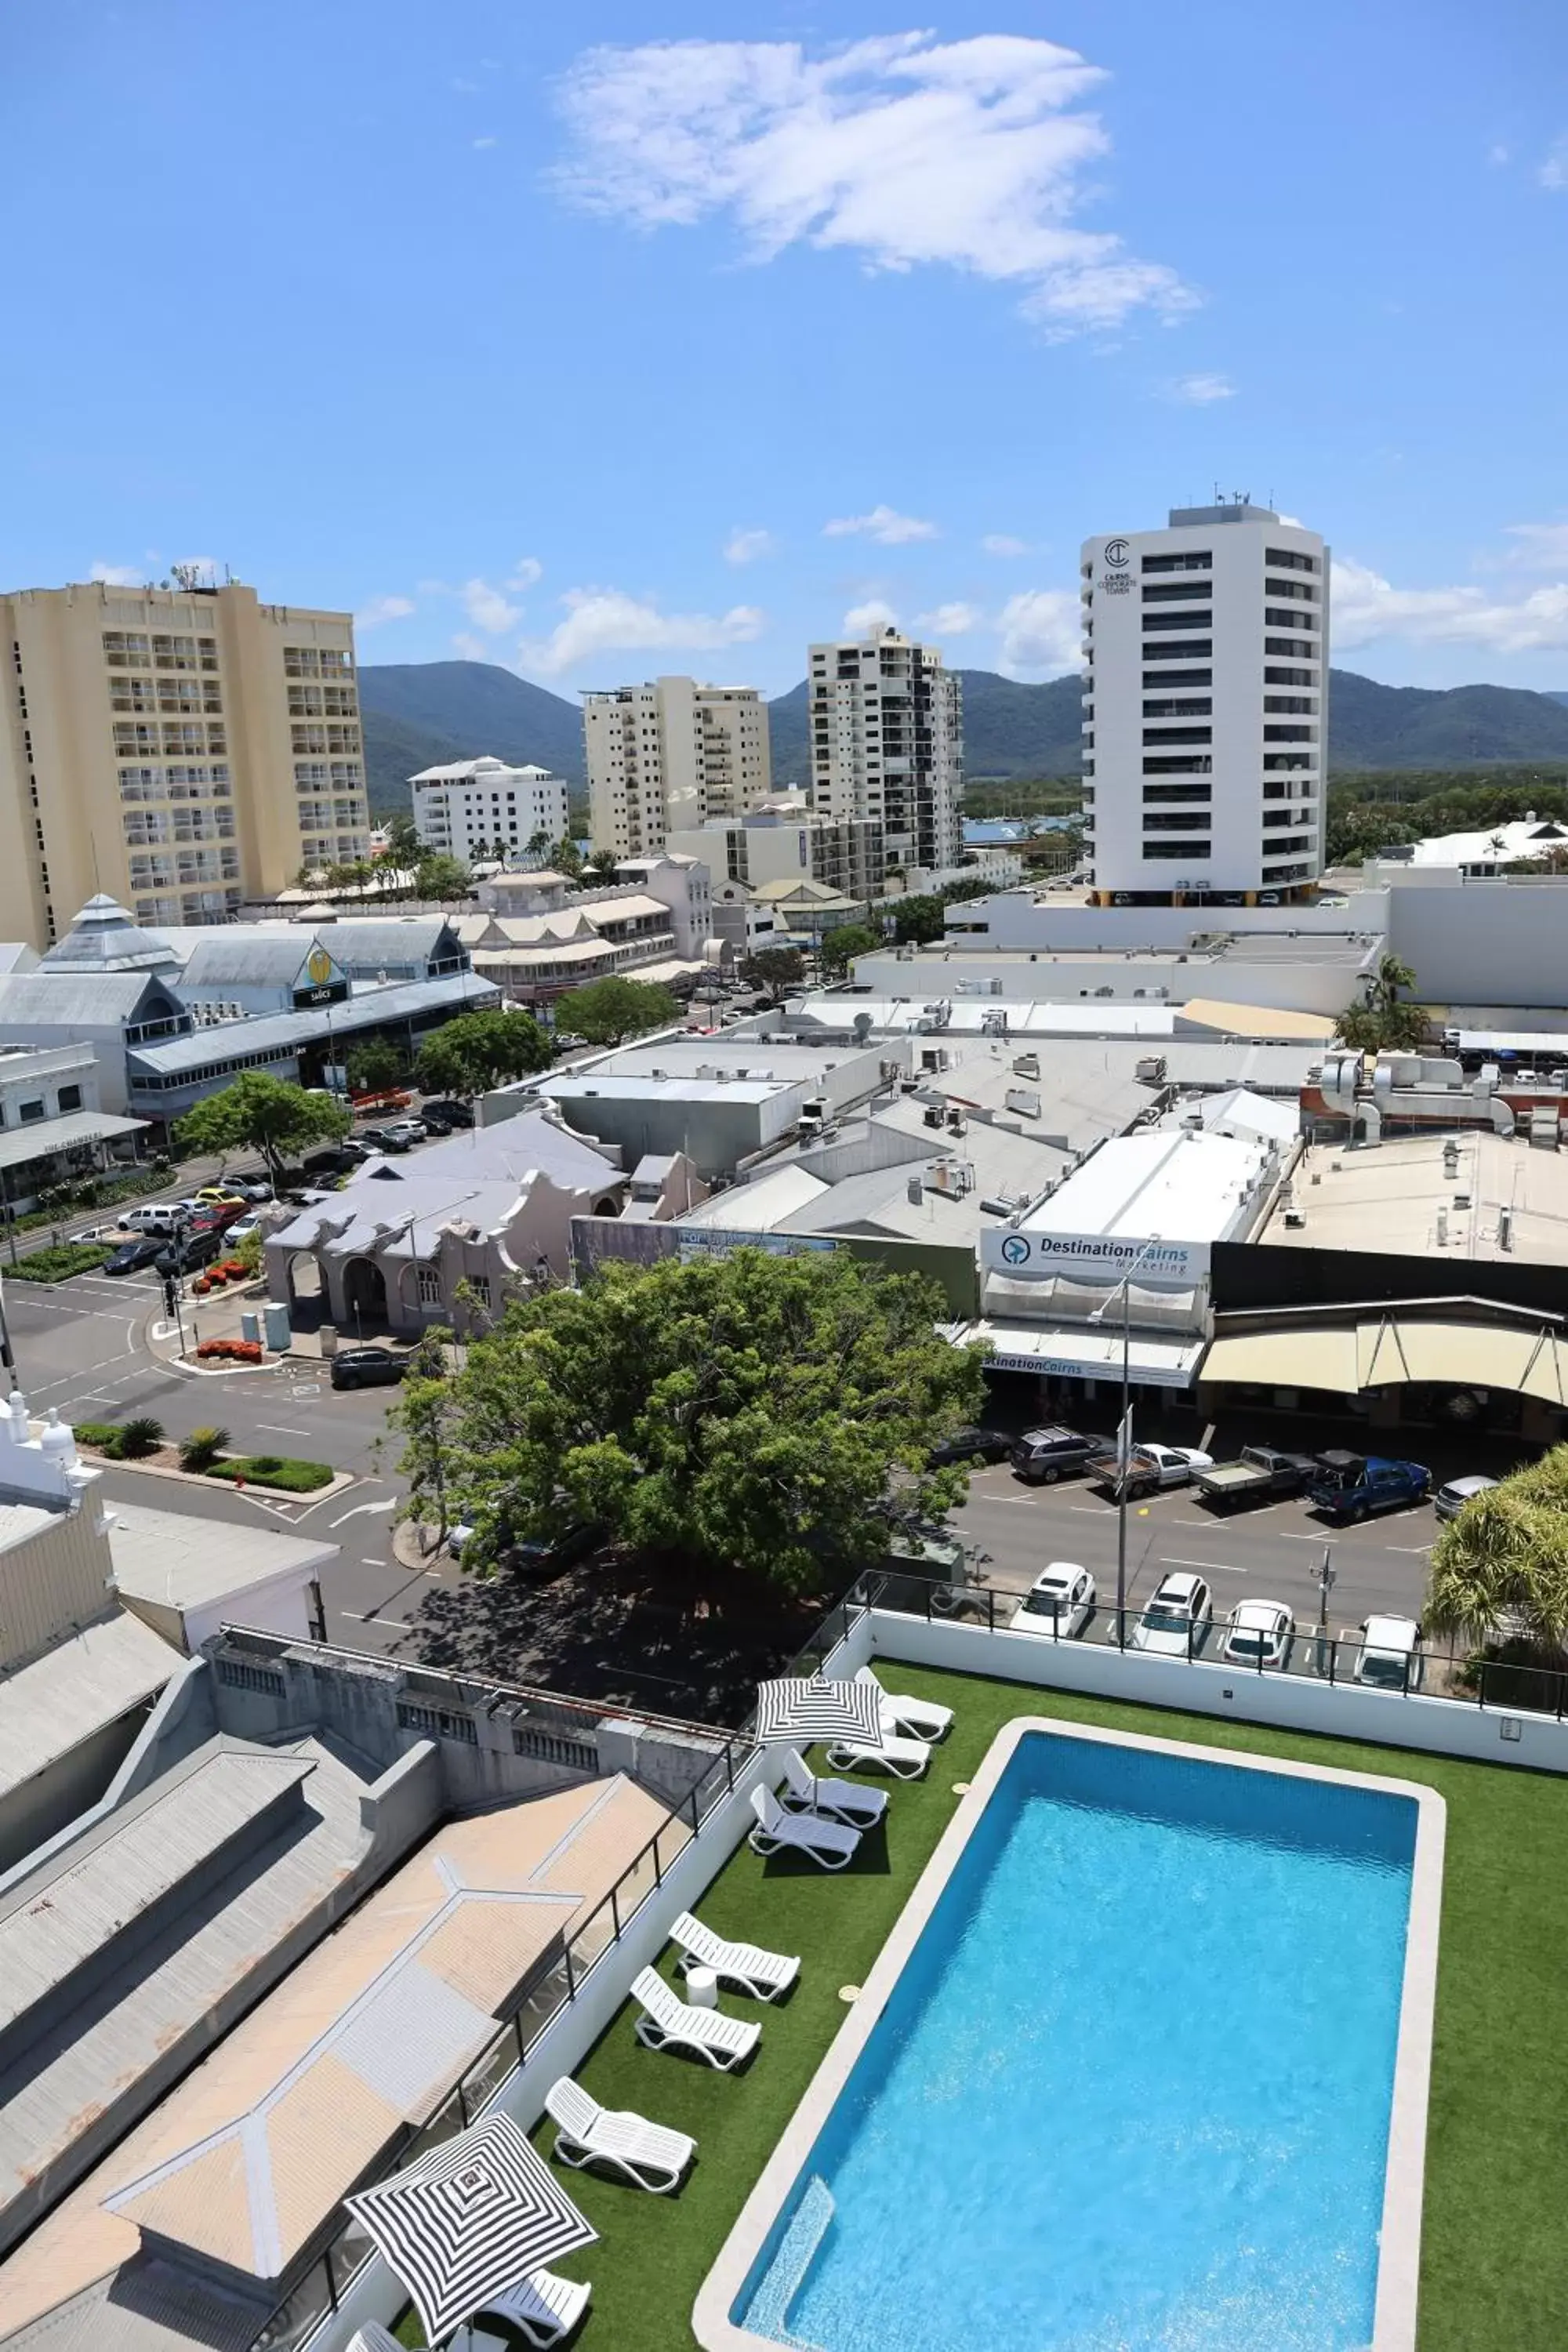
xmin=357 ymin=659 xmax=1568 ymax=815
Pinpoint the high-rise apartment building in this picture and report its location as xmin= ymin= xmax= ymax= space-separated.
xmin=582 ymin=677 xmax=771 ymax=858
xmin=807 ymin=627 xmax=962 ymax=873
xmin=409 ymin=756 xmax=570 ymax=866
xmin=1080 ymin=500 xmax=1327 ymax=906
xmin=666 ymin=794 xmax=886 ymax=902
xmin=0 ymin=581 xmax=367 ymax=944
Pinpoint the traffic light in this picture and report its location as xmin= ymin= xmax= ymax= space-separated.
xmin=162 ymin=1275 xmax=178 ymax=1319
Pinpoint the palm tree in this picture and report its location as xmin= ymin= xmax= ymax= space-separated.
xmin=1425 ymin=1466 xmax=1568 ymax=1661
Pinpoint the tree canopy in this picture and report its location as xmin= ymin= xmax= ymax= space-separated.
xmin=414 ymin=1007 xmax=552 ymax=1098
xmin=1335 ymin=953 xmax=1429 ymax=1053
xmin=413 ymin=851 xmax=472 ymax=900
xmin=381 ymin=812 xmax=423 ymax=864
xmin=557 ymin=975 xmax=679 ymax=1046
xmin=393 ymin=1248 xmax=989 ymax=1596
xmin=818 ymin=921 xmax=880 ymax=978
xmin=345 ymin=1035 xmax=405 ymax=1095
xmin=742 ymin=945 xmax=807 ymax=1004
xmin=1427 ymin=1446 xmax=1568 ymax=1660
xmin=175 ymin=1072 xmax=350 ymax=1182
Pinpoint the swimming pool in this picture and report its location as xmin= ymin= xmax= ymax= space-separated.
xmin=699 ymin=1719 xmax=1443 ymax=2352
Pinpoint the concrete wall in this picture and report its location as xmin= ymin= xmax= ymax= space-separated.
xmin=940 ymin=889 xmax=1390 ymax=954
xmin=852 ymin=948 xmax=1364 ymax=1019
xmin=0 ymin=1705 xmax=153 ymax=1877
xmin=1386 ymin=882 xmax=1568 ymax=1010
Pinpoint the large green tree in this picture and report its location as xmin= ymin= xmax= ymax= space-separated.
xmin=394 ymin=1248 xmax=989 ymax=1594
xmin=414 ymin=851 xmax=472 ymax=900
xmin=557 ymin=975 xmax=679 ymax=1046
xmin=818 ymin=921 xmax=880 ymax=979
xmin=742 ymin=945 xmax=808 ymax=1004
xmin=175 ymin=1073 xmax=350 ymax=1185
xmin=345 ymin=1035 xmax=405 ymax=1095
xmin=382 ymin=812 xmax=423 ymax=865
xmin=414 ymin=1007 xmax=552 ymax=1099
xmin=889 ymin=894 xmax=949 ymax=945
xmin=1426 ymin=1447 xmax=1568 ymax=1661
xmin=1336 ymin=952 xmax=1429 ymax=1053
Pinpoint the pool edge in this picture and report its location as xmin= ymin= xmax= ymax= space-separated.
xmin=692 ymin=1715 xmax=1445 ymax=2352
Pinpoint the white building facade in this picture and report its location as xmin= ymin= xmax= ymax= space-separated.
xmin=583 ymin=678 xmax=771 ymax=858
xmin=408 ymin=756 xmax=570 ymax=864
xmin=1081 ymin=501 xmax=1328 ymax=907
xmin=666 ymin=797 xmax=885 ymax=902
xmin=808 ymin=628 xmax=962 ymax=875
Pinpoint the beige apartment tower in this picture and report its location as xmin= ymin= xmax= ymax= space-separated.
xmin=0 ymin=580 xmax=368 ymax=946
xmin=808 ymin=626 xmax=962 ymax=873
xmin=583 ymin=676 xmax=771 ymax=858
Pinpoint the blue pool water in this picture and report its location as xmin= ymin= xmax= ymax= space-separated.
xmin=739 ymin=1732 xmax=1417 ymax=2352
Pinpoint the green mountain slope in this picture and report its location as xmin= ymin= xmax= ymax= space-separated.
xmin=358 ymin=662 xmax=585 ymax=810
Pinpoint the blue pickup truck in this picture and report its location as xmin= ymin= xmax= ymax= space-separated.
xmin=1307 ymin=1450 xmax=1431 ymax=1523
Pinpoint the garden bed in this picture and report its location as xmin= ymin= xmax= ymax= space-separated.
xmin=9 ymin=1243 xmax=112 ymax=1282
xmin=204 ymin=1453 xmax=334 ymax=1493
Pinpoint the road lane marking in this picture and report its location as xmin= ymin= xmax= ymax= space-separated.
xmin=329 ymin=1497 xmax=397 ymax=1526
xmin=356 ymin=1613 xmax=411 ymax=1631
xmin=1385 ymin=1542 xmax=1432 ymax=1554
xmin=257 ymin=1425 xmax=311 ymax=1436
xmin=1158 ymin=1555 xmax=1247 ymax=1575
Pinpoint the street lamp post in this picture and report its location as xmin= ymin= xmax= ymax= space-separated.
xmin=1090 ymin=1235 xmax=1165 ymax=1644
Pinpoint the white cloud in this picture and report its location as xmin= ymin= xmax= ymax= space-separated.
xmin=1332 ymin=556 xmax=1568 ymax=655
xmin=517 ymin=588 xmax=764 ymax=677
xmin=552 ymin=32 xmax=1195 ymax=335
xmin=461 ymin=577 xmax=523 ymax=634
xmin=724 ymin=526 xmax=775 ymax=564
xmin=508 ymin=556 xmax=544 ymax=590
xmin=982 ymin=534 xmax=1029 ymax=557
xmin=915 ymin=601 xmax=982 ymax=635
xmin=1163 ymin=372 xmax=1236 ymax=404
xmin=474 ymin=136 xmax=499 ymax=151
xmin=996 ymin=587 xmax=1083 ymax=674
xmin=1540 ymin=136 xmax=1568 ymax=191
xmin=842 ymin=599 xmax=899 ymax=634
xmin=452 ymin=633 xmax=491 ymax=662
xmin=355 ymin=593 xmax=416 ymax=630
xmin=824 ymin=504 xmax=938 ymax=545
xmin=91 ymin=562 xmax=143 ymax=586
xmin=1503 ymin=523 xmax=1568 ymax=570
xmin=1488 ymin=142 xmax=1512 ymax=166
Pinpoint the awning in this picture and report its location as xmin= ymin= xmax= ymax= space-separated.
xmin=0 ymin=1110 xmax=146 ymax=1171
xmin=1203 ymin=1315 xmax=1568 ymax=1404
xmin=951 ymin=1318 xmax=1206 ymax=1390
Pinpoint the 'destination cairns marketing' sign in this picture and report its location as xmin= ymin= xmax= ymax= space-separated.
xmin=980 ymin=1230 xmax=1209 ymax=1284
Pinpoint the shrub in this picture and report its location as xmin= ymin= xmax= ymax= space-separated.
xmin=205 ymin=1453 xmax=333 ymax=1493
xmin=115 ymin=1415 xmax=165 ymax=1460
xmin=9 ymin=1243 xmax=112 ymax=1283
xmin=194 ymin=1338 xmax=263 ymax=1363
xmin=73 ymin=1421 xmax=120 ymax=1450
xmin=178 ymin=1425 xmax=229 ymax=1472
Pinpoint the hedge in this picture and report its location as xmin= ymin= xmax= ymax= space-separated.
xmin=9 ymin=1243 xmax=112 ymax=1282
xmin=205 ymin=1454 xmax=333 ymax=1493
xmin=74 ymin=1421 xmax=121 ymax=1450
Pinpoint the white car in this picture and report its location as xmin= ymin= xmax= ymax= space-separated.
xmin=1093 ymin=1441 xmax=1214 ymax=1498
xmin=1221 ymin=1598 xmax=1294 ymax=1670
xmin=225 ymin=1215 xmax=263 ymax=1246
xmin=1010 ymin=1562 xmax=1096 ymax=1641
xmin=447 ymin=1523 xmax=473 ymax=1558
xmin=1434 ymin=1474 xmax=1498 ymax=1523
xmin=123 ymin=1204 xmax=183 ymax=1237
xmin=1355 ymin=1614 xmax=1423 ymax=1690
xmin=1126 ymin=1570 xmax=1212 ymax=1656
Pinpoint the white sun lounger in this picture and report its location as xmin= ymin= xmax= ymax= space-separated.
xmin=855 ymin=1665 xmax=954 ymax=1742
xmin=545 ymin=2074 xmax=695 ymax=2192
xmin=630 ymin=1967 xmax=760 ymax=2071
xmin=480 ymin=2270 xmax=592 ymax=2350
xmin=749 ymin=1782 xmax=860 ymax=1870
xmin=780 ymin=1748 xmax=888 ymax=1831
xmin=670 ymin=1910 xmax=800 ymax=2002
xmin=826 ymin=1730 xmax=931 ymax=1780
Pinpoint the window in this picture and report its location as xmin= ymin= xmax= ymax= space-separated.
xmin=1265 ymin=666 xmax=1316 ymax=687
xmin=57 ymin=1083 xmax=82 ymax=1112
xmin=1144 ymin=754 xmax=1212 ymax=775
xmin=1142 ymin=640 xmax=1213 ymax=662
xmin=18 ymin=1098 xmax=45 ymax=1123
xmin=1142 ymin=580 xmax=1214 ymax=602
xmin=1265 ymin=546 xmax=1318 ymax=572
xmin=1264 ymin=695 xmax=1317 ymax=714
xmin=102 ymin=630 xmax=151 ymax=670
xmin=1263 ymin=608 xmax=1319 ymax=632
xmin=1143 ymin=811 xmax=1211 ymax=832
xmin=1265 ymin=637 xmax=1315 ymax=658
xmin=1265 ymin=724 xmax=1316 ymax=742
xmin=1142 ymin=840 xmax=1210 ymax=860
xmin=1142 ymin=668 xmax=1210 ymax=689
xmin=417 ymin=1265 xmax=442 ymax=1307
xmin=152 ymin=634 xmax=198 ymax=671
xmin=1142 ymin=551 xmax=1210 ymax=573
xmin=1142 ymin=727 xmax=1211 ymax=745
xmin=1143 ymin=698 xmax=1210 ymax=717
xmin=1143 ymin=783 xmax=1212 ymax=804
xmin=1143 ymin=609 xmax=1214 ymax=632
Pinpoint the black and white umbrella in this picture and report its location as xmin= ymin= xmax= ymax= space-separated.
xmin=345 ymin=2113 xmax=596 ymax=2346
xmin=754 ymin=1671 xmax=884 ymax=1749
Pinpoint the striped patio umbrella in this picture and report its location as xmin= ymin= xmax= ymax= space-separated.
xmin=345 ymin=2113 xmax=596 ymax=2346
xmin=754 ymin=1671 xmax=884 ymax=1748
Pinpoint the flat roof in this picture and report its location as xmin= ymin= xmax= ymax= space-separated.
xmin=1020 ymin=1126 xmax=1273 ymax=1246
xmin=106 ymin=1506 xmax=338 ymax=1615
xmin=1263 ymin=1130 xmax=1568 ymax=1266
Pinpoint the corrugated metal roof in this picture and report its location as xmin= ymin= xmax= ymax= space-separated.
xmin=176 ymin=936 xmax=334 ymax=989
xmin=127 ymin=972 xmax=499 ymax=1078
xmin=0 ymin=972 xmax=183 ymax=1030
xmin=0 ymin=1612 xmax=177 ymax=1807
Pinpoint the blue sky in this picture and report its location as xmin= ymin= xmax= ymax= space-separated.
xmin=6 ymin=0 xmax=1568 ymax=696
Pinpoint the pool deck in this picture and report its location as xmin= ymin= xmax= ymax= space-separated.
xmin=693 ymin=1715 xmax=1446 ymax=2352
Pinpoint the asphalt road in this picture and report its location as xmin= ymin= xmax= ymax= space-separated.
xmin=948 ymin=1460 xmax=1444 ymax=1637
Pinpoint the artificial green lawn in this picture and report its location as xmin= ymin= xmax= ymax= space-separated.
xmin=431 ymin=1667 xmax=1568 ymax=2350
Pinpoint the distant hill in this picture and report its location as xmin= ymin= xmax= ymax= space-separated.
xmin=358 ymin=657 xmax=1568 ymax=816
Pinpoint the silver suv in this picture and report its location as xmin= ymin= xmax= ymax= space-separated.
xmin=1009 ymin=1426 xmax=1098 ymax=1485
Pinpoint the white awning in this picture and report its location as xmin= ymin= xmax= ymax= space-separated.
xmin=949 ymin=1318 xmax=1206 ymax=1390
xmin=0 ymin=1111 xmax=147 ymax=1172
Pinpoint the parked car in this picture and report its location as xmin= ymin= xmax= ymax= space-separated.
xmin=1196 ymin=1446 xmax=1321 ymax=1510
xmin=358 ymin=1126 xmax=412 ymax=1154
xmin=416 ymin=1105 xmax=455 ymax=1136
xmin=1010 ymin=1563 xmax=1096 ymax=1640
xmin=1126 ymin=1570 xmax=1213 ymax=1657
xmin=154 ymin=1228 xmax=223 ymax=1276
xmin=103 ymin=1236 xmax=165 ymax=1276
xmin=1435 ymin=1474 xmax=1500 ymax=1523
xmin=1308 ymin=1451 xmax=1430 ymax=1524
xmin=1087 ymin=1441 xmax=1214 ymax=1499
xmin=304 ymin=1142 xmax=371 ymax=1176
xmin=194 ymin=1182 xmax=267 ymax=1207
xmin=510 ymin=1522 xmax=603 ymax=1577
xmin=124 ymin=1203 xmax=183 ymax=1237
xmin=1354 ymin=1613 xmax=1424 ymax=1690
xmin=1221 ymin=1598 xmax=1295 ymax=1670
xmin=225 ymin=1215 xmax=263 ymax=1247
xmin=930 ymin=1425 xmax=1013 ymax=1467
xmin=330 ymin=1346 xmax=408 ymax=1392
xmin=1010 ymin=1426 xmax=1098 ymax=1484
xmin=421 ymin=1098 xmax=474 ymax=1128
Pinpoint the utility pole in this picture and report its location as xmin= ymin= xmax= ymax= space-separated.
xmin=1090 ymin=1235 xmax=1165 ymax=1643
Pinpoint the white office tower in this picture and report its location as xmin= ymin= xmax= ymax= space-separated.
xmin=808 ymin=627 xmax=962 ymax=873
xmin=1080 ymin=499 xmax=1328 ymax=905
xmin=582 ymin=677 xmax=771 ymax=858
xmin=408 ymin=756 xmax=570 ymax=864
